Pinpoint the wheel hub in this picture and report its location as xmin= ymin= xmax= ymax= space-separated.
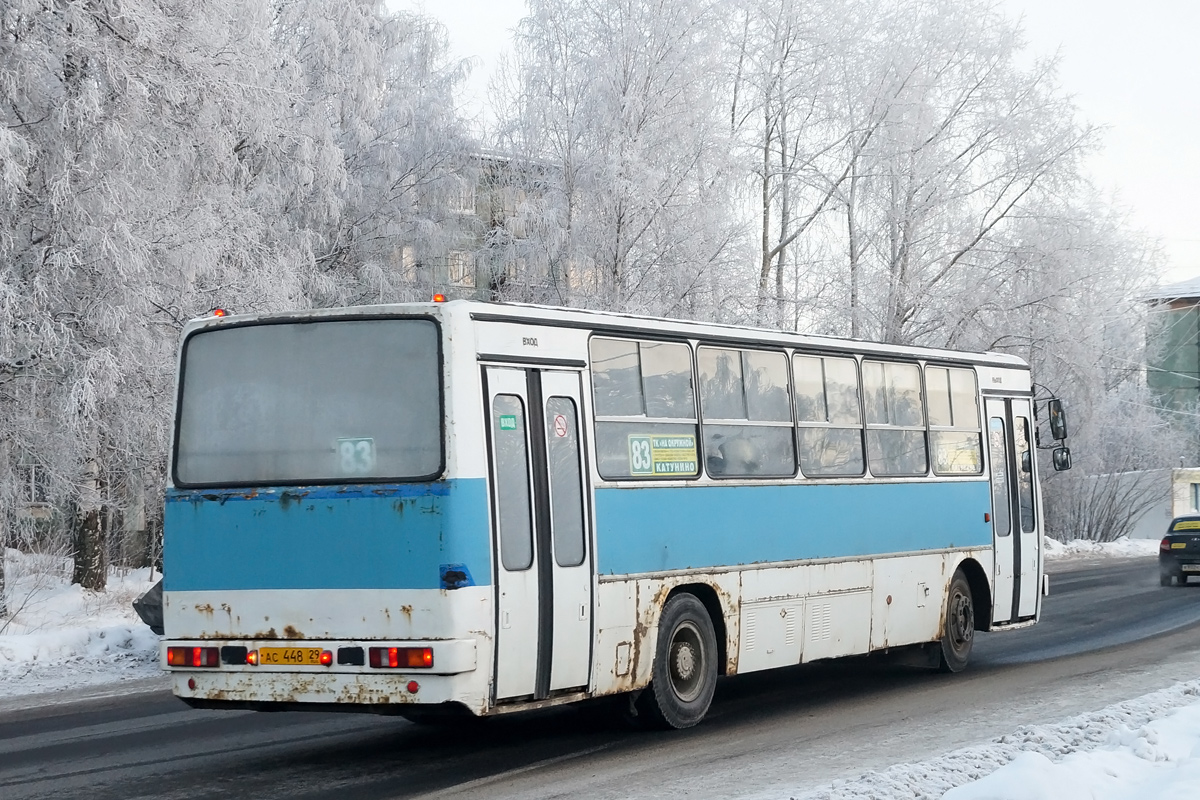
xmin=673 ymin=641 xmax=696 ymax=682
xmin=951 ymin=593 xmax=973 ymax=645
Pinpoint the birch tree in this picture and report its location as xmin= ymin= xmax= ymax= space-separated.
xmin=837 ymin=0 xmax=1095 ymax=346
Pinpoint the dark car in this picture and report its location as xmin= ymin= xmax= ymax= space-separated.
xmin=1159 ymin=516 xmax=1200 ymax=586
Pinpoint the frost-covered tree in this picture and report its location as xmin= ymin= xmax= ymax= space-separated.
xmin=261 ymin=0 xmax=474 ymax=306
xmin=0 ymin=0 xmax=471 ymax=594
xmin=493 ymin=0 xmax=747 ymax=317
xmin=840 ymin=1 xmax=1094 ymax=347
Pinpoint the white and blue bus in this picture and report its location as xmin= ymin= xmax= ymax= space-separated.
xmin=161 ymin=300 xmax=1064 ymax=728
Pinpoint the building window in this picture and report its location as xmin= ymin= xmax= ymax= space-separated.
xmin=17 ymin=462 xmax=49 ymax=505
xmin=449 ymin=177 xmax=475 ymax=214
xmin=447 ymin=251 xmax=475 ymax=287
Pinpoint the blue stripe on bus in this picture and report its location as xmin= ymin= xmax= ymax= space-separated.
xmin=163 ymin=479 xmax=491 ymax=591
xmin=593 ymin=480 xmax=992 ymax=575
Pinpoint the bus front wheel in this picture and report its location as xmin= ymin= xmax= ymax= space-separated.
xmin=939 ymin=569 xmax=974 ymax=673
xmin=638 ymin=593 xmax=718 ymax=729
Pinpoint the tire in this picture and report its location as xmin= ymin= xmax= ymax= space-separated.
xmin=1162 ymin=572 xmax=1175 ymax=587
xmin=637 ymin=593 xmax=719 ymax=729
xmin=939 ymin=569 xmax=974 ymax=673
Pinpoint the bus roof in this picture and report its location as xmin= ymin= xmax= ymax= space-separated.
xmin=181 ymin=299 xmax=1030 ymax=370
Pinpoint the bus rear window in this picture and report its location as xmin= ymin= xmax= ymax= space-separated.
xmin=174 ymin=318 xmax=442 ymax=486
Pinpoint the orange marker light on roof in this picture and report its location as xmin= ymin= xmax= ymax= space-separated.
xmin=211 ymin=308 xmax=228 ymax=317
xmin=432 ymin=293 xmax=447 ymax=303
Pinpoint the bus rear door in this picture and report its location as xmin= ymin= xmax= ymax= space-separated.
xmin=484 ymin=367 xmax=593 ymax=701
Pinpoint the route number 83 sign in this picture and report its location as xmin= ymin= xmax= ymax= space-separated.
xmin=337 ymin=437 xmax=376 ymax=475
xmin=627 ymin=434 xmax=697 ymax=476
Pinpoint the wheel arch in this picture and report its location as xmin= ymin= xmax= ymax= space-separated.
xmin=954 ymin=557 xmax=993 ymax=632
xmin=664 ymin=583 xmax=729 ymax=676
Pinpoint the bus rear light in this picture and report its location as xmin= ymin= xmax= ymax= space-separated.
xmin=168 ymin=646 xmax=219 ymax=668
xmin=407 ymin=681 xmax=420 ymax=694
xmin=368 ymin=647 xmax=433 ymax=669
xmin=319 ymin=650 xmax=333 ymax=666
xmin=246 ymin=650 xmax=259 ymax=666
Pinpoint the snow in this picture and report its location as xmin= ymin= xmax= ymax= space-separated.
xmin=0 ymin=549 xmax=162 ymax=699
xmin=4 ymin=536 xmax=1197 ymax=800
xmin=1043 ymin=535 xmax=1161 ymax=560
xmin=778 ymin=680 xmax=1200 ymax=800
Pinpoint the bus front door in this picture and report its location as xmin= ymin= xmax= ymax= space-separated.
xmin=485 ymin=367 xmax=593 ymax=702
xmin=985 ymin=396 xmax=1041 ymax=625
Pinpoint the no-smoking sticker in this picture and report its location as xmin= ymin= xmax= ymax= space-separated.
xmin=553 ymin=414 xmax=569 ymax=438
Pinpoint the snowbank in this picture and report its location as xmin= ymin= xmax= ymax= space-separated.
xmin=0 ymin=549 xmax=162 ymax=698
xmin=1043 ymin=536 xmax=1160 ymax=561
xmin=781 ymin=680 xmax=1200 ymax=799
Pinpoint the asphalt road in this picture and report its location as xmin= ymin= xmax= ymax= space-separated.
xmin=4 ymin=556 xmax=1200 ymax=800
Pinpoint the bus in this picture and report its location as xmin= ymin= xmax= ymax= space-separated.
xmin=161 ymin=300 xmax=1069 ymax=729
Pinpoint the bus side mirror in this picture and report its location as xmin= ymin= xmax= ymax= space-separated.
xmin=1047 ymin=399 xmax=1067 ymax=441
xmin=1052 ymin=446 xmax=1072 ymax=472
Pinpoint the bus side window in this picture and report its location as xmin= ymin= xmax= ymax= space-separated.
xmin=862 ymin=360 xmax=928 ymax=477
xmin=926 ymin=366 xmax=983 ymax=476
xmin=698 ymin=347 xmax=795 ymax=478
xmin=589 ymin=337 xmax=699 ymax=480
xmin=794 ymin=354 xmax=865 ymax=477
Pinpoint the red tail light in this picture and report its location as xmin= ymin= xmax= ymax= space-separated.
xmin=1162 ymin=537 xmax=1172 ymax=552
xmin=319 ymin=650 xmax=333 ymax=666
xmin=368 ymin=647 xmax=434 ymax=669
xmin=167 ymin=646 xmax=219 ymax=668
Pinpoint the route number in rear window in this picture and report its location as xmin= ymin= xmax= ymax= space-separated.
xmin=338 ymin=437 xmax=376 ymax=475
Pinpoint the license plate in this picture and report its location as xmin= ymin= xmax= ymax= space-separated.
xmin=1182 ymin=565 xmax=1200 ymax=572
xmin=258 ymin=647 xmax=323 ymax=665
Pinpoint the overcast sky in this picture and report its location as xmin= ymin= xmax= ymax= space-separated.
xmin=399 ymin=0 xmax=1200 ymax=285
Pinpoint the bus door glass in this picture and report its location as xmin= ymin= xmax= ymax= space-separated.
xmin=986 ymin=404 xmax=1015 ymax=625
xmin=485 ymin=367 xmax=593 ymax=702
xmin=1011 ymin=399 xmax=1040 ymax=619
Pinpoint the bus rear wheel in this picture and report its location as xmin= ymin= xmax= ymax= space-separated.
xmin=638 ymin=593 xmax=718 ymax=729
xmin=939 ymin=569 xmax=974 ymax=673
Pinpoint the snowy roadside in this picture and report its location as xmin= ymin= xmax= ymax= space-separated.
xmin=1043 ymin=536 xmax=1160 ymax=562
xmin=0 ymin=549 xmax=164 ymax=703
xmin=766 ymin=680 xmax=1200 ymax=800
